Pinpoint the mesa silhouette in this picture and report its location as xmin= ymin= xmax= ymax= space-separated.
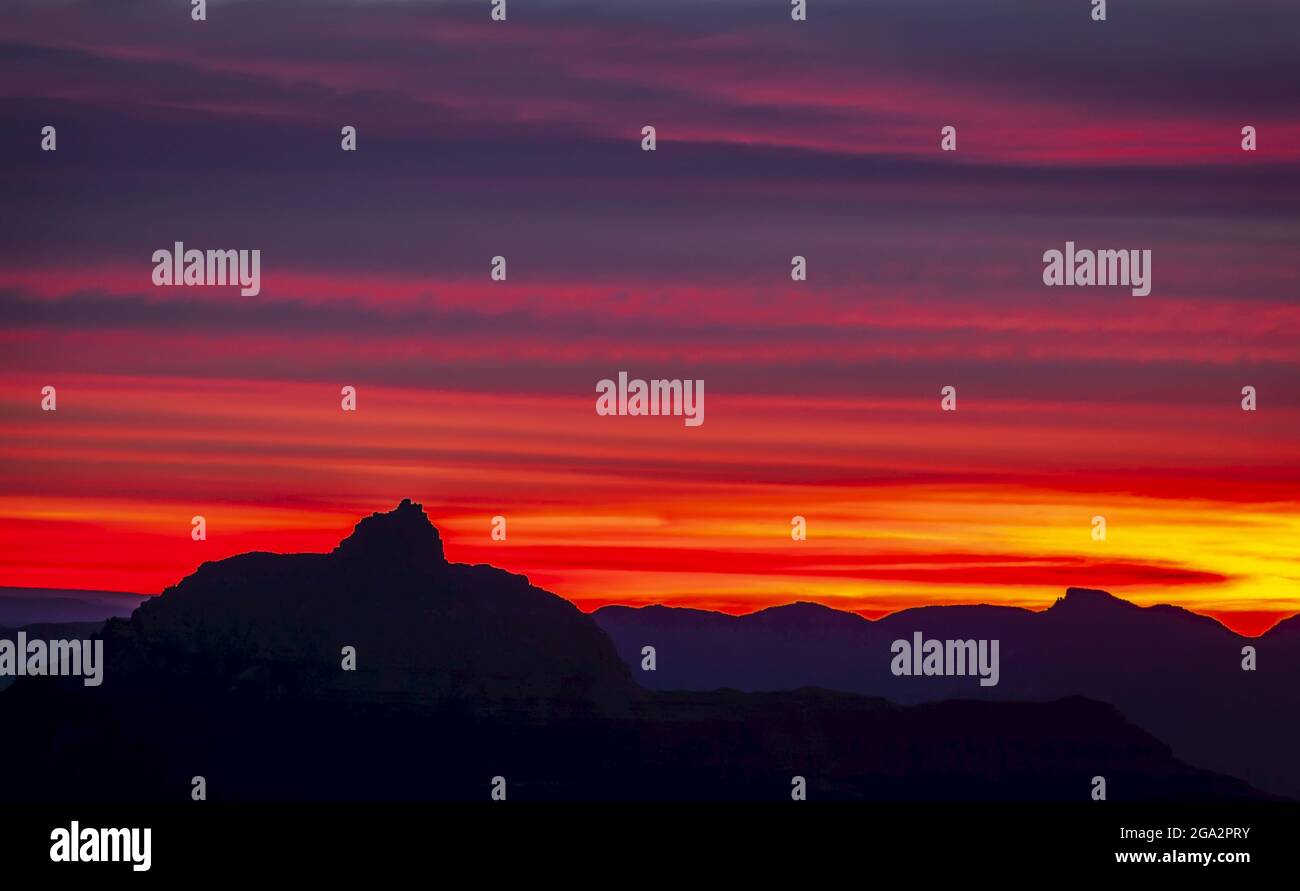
xmin=0 ymin=501 xmax=1269 ymax=802
xmin=595 ymin=592 xmax=1300 ymax=799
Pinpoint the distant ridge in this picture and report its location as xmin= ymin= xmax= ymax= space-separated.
xmin=599 ymin=586 xmax=1290 ymax=637
xmin=594 ymin=586 xmax=1300 ymax=799
xmin=0 ymin=587 xmax=144 ymax=627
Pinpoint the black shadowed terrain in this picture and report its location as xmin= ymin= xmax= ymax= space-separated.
xmin=0 ymin=502 xmax=1272 ymax=802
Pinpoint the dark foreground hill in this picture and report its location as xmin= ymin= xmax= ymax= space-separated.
xmin=594 ymin=592 xmax=1300 ymax=799
xmin=0 ymin=502 xmax=1270 ymax=802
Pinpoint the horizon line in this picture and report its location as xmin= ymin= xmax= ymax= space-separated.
xmin=2 ymin=578 xmax=1291 ymax=639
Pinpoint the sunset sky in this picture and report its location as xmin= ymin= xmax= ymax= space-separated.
xmin=2 ymin=0 xmax=1298 ymax=635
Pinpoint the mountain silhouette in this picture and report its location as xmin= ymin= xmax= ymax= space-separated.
xmin=594 ymin=587 xmax=1300 ymax=798
xmin=109 ymin=499 xmax=633 ymax=713
xmin=0 ymin=504 xmax=1272 ymax=802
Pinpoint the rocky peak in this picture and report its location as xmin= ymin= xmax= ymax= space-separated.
xmin=331 ymin=499 xmax=446 ymax=570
